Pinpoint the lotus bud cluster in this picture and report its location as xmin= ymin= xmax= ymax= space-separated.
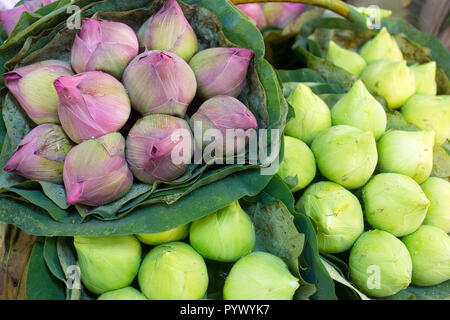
xmin=361 ymin=60 xmax=416 ymax=109
xmin=138 ymin=0 xmax=198 ymax=62
xmin=63 ymin=133 xmax=133 ymax=206
xmin=0 ymin=0 xmax=56 ymax=36
xmin=71 ymin=19 xmax=139 ymax=78
xmin=326 ymin=41 xmax=366 ymax=76
xmin=126 ymin=114 xmax=193 ymax=184
xmin=331 ymin=80 xmax=386 ymax=140
xmin=123 ymin=50 xmax=197 ymax=117
xmin=55 ymin=71 xmax=131 ymax=144
xmin=236 ymin=4 xmax=267 ymax=29
xmin=262 ymin=3 xmax=306 ymax=29
xmin=376 ymin=130 xmax=435 ymax=184
xmin=189 ymin=47 xmax=253 ymax=99
xmin=3 ymin=60 xmax=73 ymax=124
xmin=190 ymin=96 xmax=258 ymax=157
xmin=297 ymin=181 xmax=364 ymax=254
xmin=223 ymin=251 xmax=300 ymax=300
xmin=409 ymin=62 xmax=437 ymax=95
xmin=284 ymin=83 xmax=331 ymax=145
xmin=360 ymin=27 xmax=403 ymax=63
xmin=4 ymin=124 xmax=73 ymax=184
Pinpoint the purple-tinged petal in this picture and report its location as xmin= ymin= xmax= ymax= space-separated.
xmin=0 ymin=5 xmax=27 ymax=36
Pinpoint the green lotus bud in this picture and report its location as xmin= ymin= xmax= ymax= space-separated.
xmin=190 ymin=200 xmax=255 ymax=262
xmin=362 ymin=173 xmax=429 ymax=237
xmin=97 ymin=287 xmax=147 ymax=300
xmin=409 ymin=61 xmax=437 ymax=95
xmin=296 ymin=181 xmax=364 ymax=253
xmin=74 ymin=235 xmax=142 ymax=295
xmin=331 ymin=80 xmax=387 ymax=140
xmin=285 ymin=83 xmax=331 ymax=145
xmin=136 ymin=223 xmax=190 ymax=245
xmin=401 ymin=94 xmax=450 ymax=146
xmin=138 ymin=242 xmax=208 ymax=300
xmin=277 ymin=136 xmax=316 ymax=192
xmin=361 ymin=60 xmax=416 ymax=109
xmin=326 ymin=41 xmax=366 ymax=75
xmin=377 ymin=130 xmax=435 ymax=184
xmin=311 ymin=125 xmax=378 ymax=189
xmin=360 ymin=27 xmax=403 ymax=63
xmin=349 ymin=230 xmax=412 ymax=298
xmin=223 ymin=252 xmax=299 ymax=300
xmin=402 ymin=225 xmax=450 ymax=287
xmin=421 ymin=177 xmax=450 ymax=233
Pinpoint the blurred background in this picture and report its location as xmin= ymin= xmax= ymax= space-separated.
xmin=0 ymin=0 xmax=449 ymax=48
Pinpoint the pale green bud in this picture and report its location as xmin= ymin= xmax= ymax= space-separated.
xmin=326 ymin=41 xmax=366 ymax=75
xmin=409 ymin=61 xmax=437 ymax=95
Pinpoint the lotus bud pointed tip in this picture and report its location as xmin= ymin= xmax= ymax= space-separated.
xmin=189 ymin=47 xmax=253 ymax=99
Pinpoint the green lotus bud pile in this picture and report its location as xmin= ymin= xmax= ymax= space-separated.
xmin=361 ymin=60 xmax=416 ymax=109
xmin=376 ymin=130 xmax=435 ymax=184
xmin=137 ymin=223 xmax=190 ymax=245
xmin=359 ymin=27 xmax=403 ymax=63
xmin=326 ymin=41 xmax=366 ymax=75
xmin=420 ymin=177 xmax=450 ymax=233
xmin=138 ymin=242 xmax=208 ymax=300
xmin=409 ymin=62 xmax=437 ymax=95
xmin=74 ymin=235 xmax=142 ymax=294
xmin=349 ymin=230 xmax=412 ymax=297
xmin=223 ymin=252 xmax=300 ymax=300
xmin=284 ymin=83 xmax=331 ymax=145
xmin=277 ymin=136 xmax=316 ymax=192
xmin=331 ymin=80 xmax=386 ymax=140
xmin=190 ymin=200 xmax=255 ymax=262
xmin=402 ymin=225 xmax=450 ymax=287
xmin=311 ymin=125 xmax=378 ymax=189
xmin=401 ymin=94 xmax=450 ymax=146
xmin=297 ymin=181 xmax=364 ymax=253
xmin=362 ymin=173 xmax=429 ymax=237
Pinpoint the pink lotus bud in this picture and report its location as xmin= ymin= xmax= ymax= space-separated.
xmin=236 ymin=4 xmax=267 ymax=29
xmin=71 ymin=19 xmax=139 ymax=79
xmin=0 ymin=1 xmax=56 ymax=36
xmin=4 ymin=124 xmax=73 ymax=184
xmin=190 ymin=95 xmax=258 ymax=156
xmin=122 ymin=50 xmax=196 ymax=117
xmin=55 ymin=71 xmax=131 ymax=144
xmin=137 ymin=0 xmax=198 ymax=62
xmin=189 ymin=47 xmax=253 ymax=99
xmin=263 ymin=3 xmax=306 ymax=29
xmin=3 ymin=60 xmax=73 ymax=125
xmin=126 ymin=114 xmax=193 ymax=184
xmin=63 ymin=132 xmax=133 ymax=206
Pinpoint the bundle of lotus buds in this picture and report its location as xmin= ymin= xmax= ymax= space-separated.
xmin=3 ymin=0 xmax=258 ymax=207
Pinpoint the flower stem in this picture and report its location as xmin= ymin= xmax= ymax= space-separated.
xmin=230 ymin=0 xmax=368 ymax=29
